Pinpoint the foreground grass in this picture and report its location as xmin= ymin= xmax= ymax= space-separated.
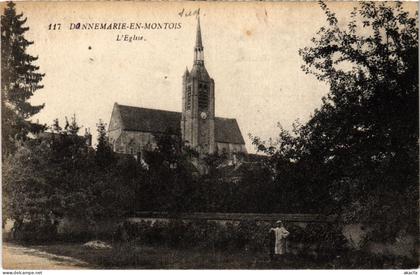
xmin=29 ymin=242 xmax=319 ymax=269
xmin=19 ymin=241 xmax=418 ymax=269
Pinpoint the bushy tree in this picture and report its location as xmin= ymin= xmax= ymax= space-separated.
xmin=141 ymin=128 xmax=197 ymax=212
xmin=1 ymin=2 xmax=45 ymax=156
xmin=95 ymin=119 xmax=114 ymax=167
xmin=3 ymin=116 xmax=141 ymax=239
xmin=2 ymin=117 xmax=93 ymax=238
xmin=299 ymin=1 xmax=418 ymax=239
xmin=64 ymin=114 xmax=81 ymax=135
xmin=253 ymin=1 xmax=418 ymax=239
xmin=251 ymin=124 xmax=330 ymax=214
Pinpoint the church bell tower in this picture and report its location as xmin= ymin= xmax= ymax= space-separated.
xmin=181 ymin=17 xmax=215 ymax=154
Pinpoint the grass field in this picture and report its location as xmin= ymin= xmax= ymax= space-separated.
xmin=27 ymin=242 xmax=326 ymax=269
xmin=7 ymin=241 xmax=417 ymax=269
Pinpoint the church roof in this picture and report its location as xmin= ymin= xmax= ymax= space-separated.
xmin=118 ymin=104 xmax=181 ymax=134
xmin=115 ymin=104 xmax=245 ymax=145
xmin=214 ymin=117 xmax=245 ymax=144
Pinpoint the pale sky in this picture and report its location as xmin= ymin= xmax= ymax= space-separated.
xmin=11 ymin=1 xmax=417 ymax=152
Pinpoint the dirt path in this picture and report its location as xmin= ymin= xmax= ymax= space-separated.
xmin=3 ymin=243 xmax=89 ymax=270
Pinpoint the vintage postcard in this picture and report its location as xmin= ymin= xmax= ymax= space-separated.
xmin=1 ymin=0 xmax=418 ymax=271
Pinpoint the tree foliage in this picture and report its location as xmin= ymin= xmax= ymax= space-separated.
xmin=301 ymin=1 xmax=418 ymax=237
xmin=254 ymin=1 xmax=418 ymax=239
xmin=139 ymin=128 xmax=197 ymax=212
xmin=95 ymin=119 xmax=114 ymax=167
xmin=2 ymin=118 xmax=135 ymax=238
xmin=1 ymin=2 xmax=45 ymax=156
xmin=3 ymin=117 xmax=90 ymax=236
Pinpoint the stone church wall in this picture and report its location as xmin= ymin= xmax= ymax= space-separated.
xmin=109 ymin=129 xmax=247 ymax=157
xmin=216 ymin=142 xmax=247 ymax=156
xmin=109 ymin=130 xmax=157 ymax=155
xmin=108 ymin=128 xmax=122 ymax=151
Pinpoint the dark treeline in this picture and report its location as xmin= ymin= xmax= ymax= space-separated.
xmin=3 ymin=118 xmax=319 ymax=236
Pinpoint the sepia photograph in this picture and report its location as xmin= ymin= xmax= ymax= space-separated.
xmin=1 ymin=0 xmax=419 ymax=271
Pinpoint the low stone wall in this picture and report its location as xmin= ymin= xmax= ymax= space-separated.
xmin=57 ymin=217 xmax=125 ymax=240
xmin=131 ymin=211 xmax=335 ymax=223
xmin=130 ymin=212 xmax=417 ymax=258
xmin=127 ymin=215 xmax=417 ymax=258
xmin=17 ymin=212 xmax=414 ymax=259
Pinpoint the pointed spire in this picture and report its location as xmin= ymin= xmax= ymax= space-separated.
xmin=195 ymin=16 xmax=203 ymax=49
xmin=184 ymin=66 xmax=189 ymax=76
xmin=194 ymin=16 xmax=204 ymax=65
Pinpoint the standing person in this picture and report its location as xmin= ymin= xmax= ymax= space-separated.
xmin=269 ymin=220 xmax=289 ymax=261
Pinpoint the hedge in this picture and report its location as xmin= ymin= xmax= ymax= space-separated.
xmin=116 ymin=219 xmax=348 ymax=257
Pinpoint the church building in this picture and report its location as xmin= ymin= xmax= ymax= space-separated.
xmin=108 ymin=18 xmax=247 ymax=158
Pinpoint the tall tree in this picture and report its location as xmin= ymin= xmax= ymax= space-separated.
xmin=297 ymin=1 xmax=418 ymax=239
xmin=253 ymin=1 xmax=418 ymax=239
xmin=1 ymin=1 xmax=45 ymax=156
xmin=95 ymin=119 xmax=114 ymax=167
xmin=142 ymin=128 xmax=196 ymax=212
xmin=64 ymin=114 xmax=81 ymax=135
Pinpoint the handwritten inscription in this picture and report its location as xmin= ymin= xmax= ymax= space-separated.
xmin=178 ymin=8 xmax=200 ymax=18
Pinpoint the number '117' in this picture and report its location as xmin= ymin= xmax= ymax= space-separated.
xmin=48 ymin=23 xmax=61 ymax=30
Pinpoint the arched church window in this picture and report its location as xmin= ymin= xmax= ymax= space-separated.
xmin=198 ymin=82 xmax=209 ymax=109
xmin=186 ymin=85 xmax=192 ymax=110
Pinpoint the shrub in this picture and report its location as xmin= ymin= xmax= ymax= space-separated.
xmin=12 ymin=220 xmax=58 ymax=243
xmin=117 ymin=219 xmax=347 ymax=256
xmin=287 ymin=223 xmax=348 ymax=258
